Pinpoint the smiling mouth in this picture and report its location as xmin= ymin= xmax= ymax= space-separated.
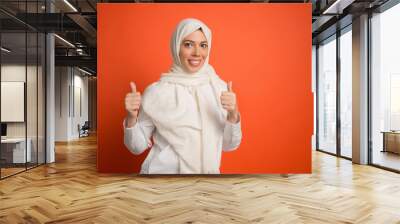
xmin=188 ymin=59 xmax=202 ymax=67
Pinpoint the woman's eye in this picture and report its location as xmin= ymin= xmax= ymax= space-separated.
xmin=184 ymin=42 xmax=193 ymax=47
xmin=201 ymin=44 xmax=208 ymax=48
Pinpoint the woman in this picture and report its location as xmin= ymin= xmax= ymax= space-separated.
xmin=123 ymin=18 xmax=242 ymax=174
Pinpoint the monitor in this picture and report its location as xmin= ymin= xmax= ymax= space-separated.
xmin=1 ymin=123 xmax=7 ymax=137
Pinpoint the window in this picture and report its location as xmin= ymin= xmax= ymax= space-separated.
xmin=339 ymin=27 xmax=352 ymax=158
xmin=371 ymin=2 xmax=400 ymax=171
xmin=317 ymin=35 xmax=337 ymax=154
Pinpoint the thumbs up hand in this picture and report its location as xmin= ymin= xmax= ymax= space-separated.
xmin=221 ymin=81 xmax=240 ymax=123
xmin=125 ymin=82 xmax=141 ymax=127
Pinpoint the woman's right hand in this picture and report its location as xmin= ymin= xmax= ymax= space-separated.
xmin=125 ymin=82 xmax=141 ymax=128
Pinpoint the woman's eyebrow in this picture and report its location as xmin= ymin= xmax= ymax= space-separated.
xmin=182 ymin=40 xmax=208 ymax=44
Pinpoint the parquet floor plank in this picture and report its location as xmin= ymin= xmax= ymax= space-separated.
xmin=1 ymin=134 xmax=399 ymax=223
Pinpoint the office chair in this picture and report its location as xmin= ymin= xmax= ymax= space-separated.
xmin=79 ymin=121 xmax=90 ymax=138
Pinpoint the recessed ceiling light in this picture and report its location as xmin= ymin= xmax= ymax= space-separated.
xmin=1 ymin=47 xmax=11 ymax=53
xmin=323 ymin=0 xmax=355 ymax=15
xmin=63 ymin=0 xmax=78 ymax=12
xmin=54 ymin=34 xmax=75 ymax=48
xmin=77 ymin=67 xmax=93 ymax=76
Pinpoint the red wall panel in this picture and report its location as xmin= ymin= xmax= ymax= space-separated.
xmin=97 ymin=3 xmax=313 ymax=173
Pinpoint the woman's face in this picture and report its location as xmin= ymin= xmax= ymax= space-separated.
xmin=179 ymin=29 xmax=209 ymax=74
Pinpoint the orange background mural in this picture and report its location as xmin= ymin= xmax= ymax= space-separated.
xmin=97 ymin=3 xmax=313 ymax=173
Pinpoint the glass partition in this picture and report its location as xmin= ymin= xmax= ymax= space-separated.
xmin=0 ymin=1 xmax=46 ymax=179
xmin=1 ymin=30 xmax=28 ymax=177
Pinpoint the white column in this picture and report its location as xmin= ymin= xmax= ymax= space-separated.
xmin=46 ymin=33 xmax=55 ymax=163
xmin=45 ymin=1 xmax=55 ymax=163
xmin=352 ymin=14 xmax=369 ymax=164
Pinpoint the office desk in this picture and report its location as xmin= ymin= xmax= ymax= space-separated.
xmin=381 ymin=131 xmax=400 ymax=154
xmin=1 ymin=138 xmax=32 ymax=163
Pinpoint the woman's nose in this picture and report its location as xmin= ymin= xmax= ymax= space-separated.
xmin=193 ymin=46 xmax=200 ymax=56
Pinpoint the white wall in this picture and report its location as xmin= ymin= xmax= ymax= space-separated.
xmin=312 ymin=45 xmax=316 ymax=150
xmin=70 ymin=72 xmax=89 ymax=139
xmin=55 ymin=66 xmax=70 ymax=141
xmin=55 ymin=67 xmax=89 ymax=141
xmin=88 ymin=78 xmax=97 ymax=131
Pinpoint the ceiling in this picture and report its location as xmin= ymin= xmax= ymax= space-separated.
xmin=0 ymin=0 xmax=394 ymax=75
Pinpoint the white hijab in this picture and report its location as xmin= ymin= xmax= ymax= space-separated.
xmin=141 ymin=18 xmax=227 ymax=174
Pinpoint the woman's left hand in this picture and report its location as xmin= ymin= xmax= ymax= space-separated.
xmin=221 ymin=81 xmax=240 ymax=123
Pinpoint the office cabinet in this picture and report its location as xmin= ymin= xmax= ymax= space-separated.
xmin=382 ymin=132 xmax=400 ymax=154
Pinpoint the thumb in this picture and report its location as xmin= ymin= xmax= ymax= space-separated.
xmin=130 ymin=82 xmax=137 ymax=93
xmin=227 ymin=81 xmax=233 ymax=92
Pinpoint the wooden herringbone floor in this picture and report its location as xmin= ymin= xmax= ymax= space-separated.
xmin=1 ymin=134 xmax=400 ymax=224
